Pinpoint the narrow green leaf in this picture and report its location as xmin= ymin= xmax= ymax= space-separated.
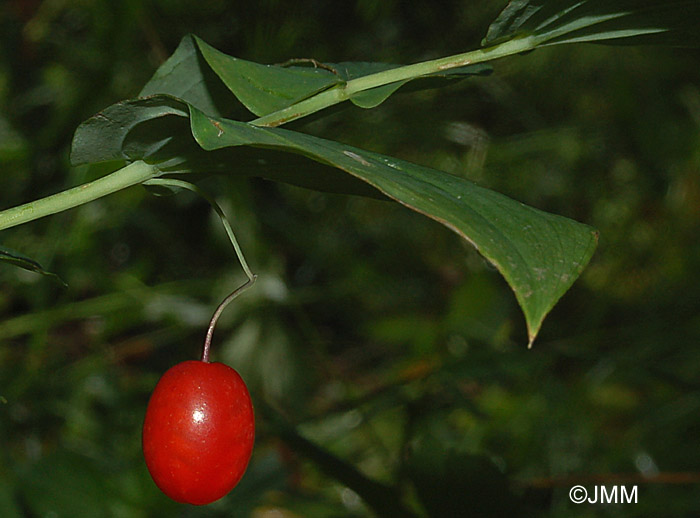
xmin=0 ymin=245 xmax=67 ymax=286
xmin=484 ymin=0 xmax=700 ymax=48
xmin=186 ymin=104 xmax=598 ymax=344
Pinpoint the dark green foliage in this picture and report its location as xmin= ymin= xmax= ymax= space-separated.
xmin=484 ymin=0 xmax=700 ymax=47
xmin=68 ymin=36 xmax=597 ymax=344
xmin=1 ymin=1 xmax=700 ymax=517
xmin=0 ymin=245 xmax=65 ymax=285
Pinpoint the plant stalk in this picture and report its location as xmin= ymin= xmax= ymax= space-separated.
xmin=251 ymin=36 xmax=535 ymax=127
xmin=0 ymin=160 xmax=159 ymax=232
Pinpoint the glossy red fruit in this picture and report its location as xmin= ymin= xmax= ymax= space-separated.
xmin=142 ymin=360 xmax=254 ymax=505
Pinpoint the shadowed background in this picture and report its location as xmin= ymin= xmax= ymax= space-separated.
xmin=1 ymin=1 xmax=700 ymax=516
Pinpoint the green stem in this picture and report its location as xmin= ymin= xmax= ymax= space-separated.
xmin=0 ymin=160 xmax=159 ymax=231
xmin=251 ymin=36 xmax=535 ymax=127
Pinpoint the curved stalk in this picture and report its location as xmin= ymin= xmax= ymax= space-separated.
xmin=143 ymin=178 xmax=257 ymax=363
xmin=201 ymin=275 xmax=256 ymax=363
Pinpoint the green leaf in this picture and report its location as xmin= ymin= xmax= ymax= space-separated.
xmin=69 ymin=95 xmax=191 ymax=167
xmin=70 ymin=94 xmax=597 ymax=343
xmin=71 ymin=93 xmax=597 ymax=342
xmin=186 ymin=103 xmax=597 ymax=344
xmin=194 ymin=35 xmax=342 ymax=117
xmin=0 ymin=245 xmax=67 ymax=286
xmin=138 ymin=34 xmax=236 ymax=117
xmin=72 ymin=96 xmax=597 ymax=342
xmin=484 ymin=0 xmax=700 ymax=48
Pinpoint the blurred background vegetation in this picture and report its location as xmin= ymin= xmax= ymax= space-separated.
xmin=1 ymin=1 xmax=700 ymax=516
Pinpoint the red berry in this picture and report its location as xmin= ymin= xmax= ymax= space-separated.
xmin=142 ymin=360 xmax=254 ymax=505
